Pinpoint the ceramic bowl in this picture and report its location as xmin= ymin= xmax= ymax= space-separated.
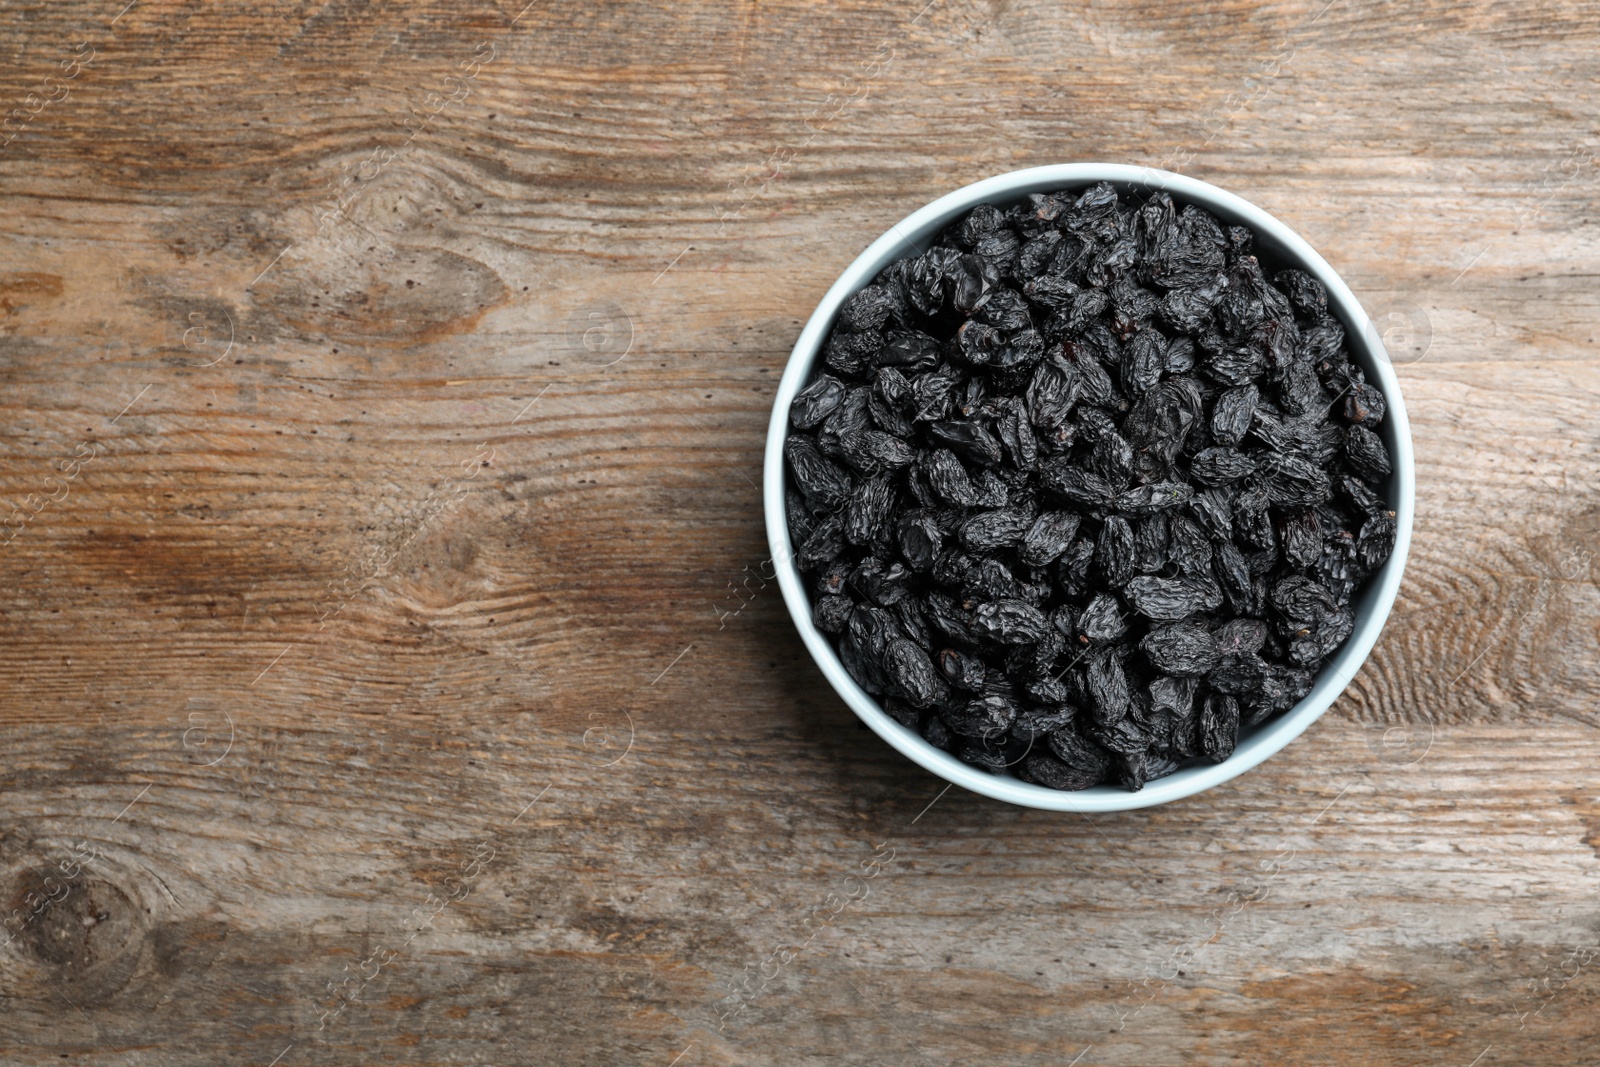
xmin=763 ymin=164 xmax=1414 ymax=811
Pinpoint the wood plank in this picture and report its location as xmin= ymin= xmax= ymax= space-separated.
xmin=3 ymin=1 xmax=1600 ymax=1063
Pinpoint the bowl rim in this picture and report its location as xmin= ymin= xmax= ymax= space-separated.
xmin=762 ymin=163 xmax=1415 ymax=812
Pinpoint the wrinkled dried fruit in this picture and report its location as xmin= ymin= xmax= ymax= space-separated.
xmin=1086 ymin=649 xmax=1131 ymax=725
xmin=1124 ymin=575 xmax=1223 ymax=621
xmin=1097 ymin=515 xmax=1135 ymax=586
xmin=884 ymin=638 xmax=946 ymax=708
xmin=1013 ymin=704 xmax=1075 ymax=742
xmin=1342 ymin=382 xmax=1387 ymax=428
xmin=1200 ymin=692 xmax=1240 ymax=762
xmin=1116 ymin=481 xmax=1194 ymax=514
xmin=791 ymin=374 xmax=847 ymax=430
xmin=945 ymin=693 xmax=1020 ymax=738
xmin=1021 ymin=753 xmax=1102 ymax=790
xmin=1078 ymin=591 xmax=1128 ymax=644
xmin=814 ymin=595 xmax=854 ymax=634
xmin=1019 ymin=510 xmax=1081 ymax=567
xmin=1139 ymin=622 xmax=1221 ymax=676
xmin=1344 ymin=424 xmax=1393 ymax=482
xmin=960 ymin=507 xmax=1036 ymax=553
xmin=971 ymin=598 xmax=1051 ymax=645
xmin=1191 ymin=448 xmax=1256 ymax=486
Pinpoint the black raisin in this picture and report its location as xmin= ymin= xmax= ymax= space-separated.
xmin=883 ymin=638 xmax=947 ymax=708
xmin=1124 ymin=575 xmax=1222 ymax=621
xmin=1344 ymin=424 xmax=1392 ymax=481
xmin=1021 ymin=753 xmax=1101 ymax=790
xmin=1078 ymin=592 xmax=1128 ymax=644
xmin=785 ymin=435 xmax=852 ymax=511
xmin=959 ymin=507 xmax=1036 ymax=553
xmin=1013 ymin=705 xmax=1075 ymax=743
xmin=971 ymin=598 xmax=1051 ymax=645
xmin=1018 ymin=511 xmax=1081 ymax=568
xmin=1210 ymin=384 xmax=1258 ymax=447
xmin=843 ymin=474 xmax=896 ymax=545
xmin=1086 ymin=649 xmax=1131 ymax=725
xmin=1280 ymin=509 xmax=1322 ymax=570
xmin=814 ymin=595 xmax=854 ymax=634
xmin=1343 ymin=382 xmax=1387 ymax=428
xmin=1190 ymin=447 xmax=1257 ymax=486
xmin=897 ymin=511 xmax=945 ymax=573
xmin=929 ymin=420 xmax=1004 ymax=466
xmin=944 ymin=693 xmax=1020 ymax=738
xmin=1115 ymin=481 xmax=1194 ymax=514
xmin=1096 ymin=515 xmax=1136 ymax=587
xmin=791 ymin=374 xmax=846 ymax=430
xmin=1139 ymin=622 xmax=1221 ymax=676
xmin=1199 ymin=693 xmax=1240 ymax=762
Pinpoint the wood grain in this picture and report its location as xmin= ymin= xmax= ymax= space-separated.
xmin=3 ymin=0 xmax=1600 ymax=1063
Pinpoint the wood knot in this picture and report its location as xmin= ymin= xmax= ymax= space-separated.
xmin=4 ymin=864 xmax=150 ymax=1005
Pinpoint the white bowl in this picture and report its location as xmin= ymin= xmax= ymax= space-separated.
xmin=763 ymin=164 xmax=1414 ymax=812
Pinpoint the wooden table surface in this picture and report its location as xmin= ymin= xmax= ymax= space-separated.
xmin=3 ymin=1 xmax=1598 ymax=1063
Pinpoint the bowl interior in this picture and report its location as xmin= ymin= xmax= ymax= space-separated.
xmin=764 ymin=164 xmax=1414 ymax=812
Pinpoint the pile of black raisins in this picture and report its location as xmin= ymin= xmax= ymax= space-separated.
xmin=784 ymin=183 xmax=1397 ymax=792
